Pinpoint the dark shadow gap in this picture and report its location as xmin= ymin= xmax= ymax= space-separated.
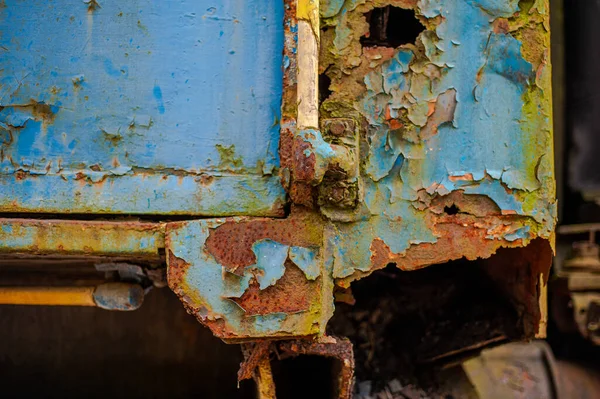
xmin=272 ymin=355 xmax=335 ymax=399
xmin=360 ymin=6 xmax=425 ymax=48
xmin=328 ymin=257 xmax=522 ymax=395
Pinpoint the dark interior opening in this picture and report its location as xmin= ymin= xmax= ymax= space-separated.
xmin=360 ymin=6 xmax=425 ymax=48
xmin=272 ymin=355 xmax=336 ymax=399
xmin=444 ymin=204 xmax=460 ymax=215
xmin=328 ymin=258 xmax=520 ymax=396
xmin=319 ymin=72 xmax=333 ymax=107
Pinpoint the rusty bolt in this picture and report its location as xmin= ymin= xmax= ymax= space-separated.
xmin=318 ymin=180 xmax=358 ymax=209
xmin=329 ymin=120 xmax=348 ymax=137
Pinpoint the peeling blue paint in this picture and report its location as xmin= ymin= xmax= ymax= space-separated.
xmin=322 ymin=0 xmax=555 ymax=279
xmin=167 ymin=220 xmax=328 ymax=338
xmin=0 ymin=0 xmax=286 ymax=215
xmin=251 ymin=239 xmax=289 ymax=290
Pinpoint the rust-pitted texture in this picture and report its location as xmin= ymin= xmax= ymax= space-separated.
xmin=0 ymin=218 xmax=164 ymax=259
xmin=277 ymin=337 xmax=355 ymax=399
xmin=318 ymin=0 xmax=556 ymax=325
xmin=481 ymin=238 xmax=553 ymax=338
xmin=205 ymin=212 xmax=323 ymax=275
xmin=291 ymin=135 xmax=318 ymax=183
xmin=166 ymin=216 xmax=334 ymax=341
xmin=231 ymin=262 xmax=313 ymax=316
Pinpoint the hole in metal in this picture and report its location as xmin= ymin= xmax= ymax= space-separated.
xmin=360 ymin=6 xmax=425 ymax=48
xmin=444 ymin=204 xmax=460 ymax=215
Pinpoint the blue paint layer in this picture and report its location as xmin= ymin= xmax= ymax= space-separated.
xmin=167 ymin=220 xmax=324 ymax=338
xmin=324 ymin=0 xmax=554 ymax=278
xmin=0 ymin=0 xmax=286 ymax=215
xmin=251 ymin=239 xmax=289 ymax=290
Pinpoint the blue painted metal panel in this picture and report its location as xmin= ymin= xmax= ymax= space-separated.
xmin=0 ymin=0 xmax=286 ymax=215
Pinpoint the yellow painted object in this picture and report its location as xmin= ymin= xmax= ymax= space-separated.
xmin=0 ymin=286 xmax=96 ymax=306
xmin=0 ymin=283 xmax=144 ymax=311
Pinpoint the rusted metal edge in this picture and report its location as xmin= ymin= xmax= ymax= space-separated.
xmin=0 ymin=218 xmax=165 ymax=259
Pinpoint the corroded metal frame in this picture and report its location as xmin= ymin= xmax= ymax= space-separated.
xmin=0 ymin=0 xmax=555 ymax=357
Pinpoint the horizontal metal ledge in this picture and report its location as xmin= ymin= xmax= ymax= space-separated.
xmin=0 ymin=173 xmax=285 ymax=217
xmin=0 ymin=218 xmax=165 ymax=258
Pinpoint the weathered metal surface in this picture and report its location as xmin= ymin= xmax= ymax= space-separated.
xmin=0 ymin=4 xmax=556 ymax=392
xmin=0 ymin=218 xmax=164 ymax=259
xmin=277 ymin=337 xmax=355 ymax=399
xmin=163 ymin=0 xmax=555 ymax=343
xmin=0 ymin=0 xmax=286 ymax=216
xmin=165 ymin=212 xmax=335 ymax=341
xmin=317 ymin=0 xmax=555 ymax=284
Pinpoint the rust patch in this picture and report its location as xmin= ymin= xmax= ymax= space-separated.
xmin=338 ymin=213 xmax=532 ymax=288
xmin=205 ymin=212 xmax=323 ymax=274
xmin=292 ymin=135 xmax=317 ymax=182
xmin=429 ymin=191 xmax=502 ymax=216
xmin=290 ymin=182 xmax=316 ymax=208
xmin=419 ymin=89 xmax=457 ymax=141
xmin=231 ymin=261 xmax=312 ymax=315
xmin=493 ymin=18 xmax=510 ymax=34
xmin=279 ymin=123 xmax=295 ymax=170
xmin=238 ymin=341 xmax=272 ymax=382
xmin=481 ymin=238 xmax=553 ymax=338
xmin=167 ymin=249 xmax=189 ymax=292
xmin=85 ymin=0 xmax=100 ymax=12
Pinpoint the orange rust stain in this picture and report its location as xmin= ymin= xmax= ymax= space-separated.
xmin=337 ymin=208 xmax=531 ymax=288
xmin=167 ymin=249 xmax=190 ymax=292
xmin=230 ymin=262 xmax=313 ymax=315
xmin=384 ymin=106 xmax=392 ymax=120
xmin=292 ymin=136 xmax=317 ymax=182
xmin=205 ymin=213 xmax=323 ymax=275
xmin=493 ymin=18 xmax=510 ymax=34
xmin=363 ymin=46 xmax=396 ymax=62
xmin=199 ymin=174 xmax=214 ymax=186
xmin=427 ymin=100 xmax=436 ymax=117
xmin=448 ymin=173 xmax=474 ymax=182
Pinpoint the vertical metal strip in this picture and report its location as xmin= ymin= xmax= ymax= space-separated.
xmin=297 ymin=0 xmax=319 ymax=129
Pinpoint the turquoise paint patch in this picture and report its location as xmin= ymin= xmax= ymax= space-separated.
xmin=289 ymin=246 xmax=321 ymax=280
xmin=327 ymin=0 xmax=553 ymax=279
xmin=251 ymin=239 xmax=289 ymax=290
xmin=167 ymin=220 xmax=325 ymax=338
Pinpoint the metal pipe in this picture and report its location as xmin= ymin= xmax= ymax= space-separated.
xmin=0 ymin=282 xmax=144 ymax=311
